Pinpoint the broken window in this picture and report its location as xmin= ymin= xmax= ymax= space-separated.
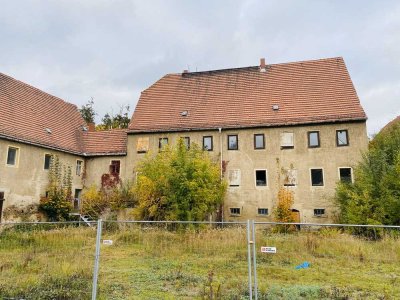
xmin=137 ymin=137 xmax=149 ymax=153
xmin=281 ymin=132 xmax=294 ymax=149
xmin=230 ymin=207 xmax=241 ymax=215
xmin=228 ymin=135 xmax=238 ymax=150
xmin=339 ymin=167 xmax=352 ymax=183
xmin=336 ymin=130 xmax=349 ymax=146
xmin=110 ymin=160 xmax=121 ymax=175
xmin=311 ymin=169 xmax=324 ymax=186
xmin=254 ymin=134 xmax=265 ymax=149
xmin=76 ymin=160 xmax=83 ymax=176
xmin=308 ymin=131 xmax=320 ymax=148
xmin=44 ymin=154 xmax=52 ymax=170
xmin=7 ymin=147 xmax=18 ymax=166
xmin=159 ymin=137 xmax=168 ymax=150
xmin=203 ymin=136 xmax=213 ymax=151
xmin=283 ymin=168 xmax=297 ymax=186
xmin=228 ymin=169 xmax=241 ymax=186
xmin=255 ymin=170 xmax=267 ymax=186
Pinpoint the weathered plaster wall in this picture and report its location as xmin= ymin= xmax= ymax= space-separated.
xmin=84 ymin=156 xmax=128 ymax=187
xmin=126 ymin=121 xmax=368 ymax=222
xmin=0 ymin=139 xmax=84 ymax=221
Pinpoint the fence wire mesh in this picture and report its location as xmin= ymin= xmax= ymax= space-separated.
xmin=0 ymin=221 xmax=97 ymax=300
xmin=97 ymin=221 xmax=250 ymax=299
xmin=1 ymin=220 xmax=400 ymax=299
xmin=252 ymin=222 xmax=400 ymax=299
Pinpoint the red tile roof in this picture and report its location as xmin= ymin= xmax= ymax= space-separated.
xmin=82 ymin=129 xmax=127 ymax=156
xmin=129 ymin=57 xmax=367 ymax=133
xmin=0 ymin=72 xmax=126 ymax=156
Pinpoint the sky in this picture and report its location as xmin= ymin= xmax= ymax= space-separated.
xmin=0 ymin=0 xmax=399 ymax=135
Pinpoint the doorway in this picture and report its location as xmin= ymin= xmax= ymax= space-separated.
xmin=74 ymin=189 xmax=82 ymax=211
xmin=0 ymin=192 xmax=4 ymax=223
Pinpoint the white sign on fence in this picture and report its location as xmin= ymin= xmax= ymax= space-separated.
xmin=103 ymin=240 xmax=113 ymax=245
xmin=261 ymin=246 xmax=276 ymax=253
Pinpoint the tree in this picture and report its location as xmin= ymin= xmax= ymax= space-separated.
xmin=132 ymin=139 xmax=226 ymax=221
xmin=79 ymin=98 xmax=96 ymax=124
xmin=39 ymin=155 xmax=73 ymax=221
xmin=272 ymin=187 xmax=296 ymax=232
xmin=98 ymin=105 xmax=131 ymax=130
xmin=335 ymin=119 xmax=400 ymax=229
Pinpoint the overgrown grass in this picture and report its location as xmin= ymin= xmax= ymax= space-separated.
xmin=0 ymin=224 xmax=399 ymax=299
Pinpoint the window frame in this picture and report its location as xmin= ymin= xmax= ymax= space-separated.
xmin=6 ymin=146 xmax=19 ymax=167
xmin=310 ymin=168 xmax=324 ymax=187
xmin=158 ymin=137 xmax=169 ymax=150
xmin=338 ymin=167 xmax=353 ymax=183
xmin=281 ymin=132 xmax=294 ymax=149
xmin=181 ymin=137 xmax=190 ymax=149
xmin=228 ymin=169 xmax=241 ymax=187
xmin=255 ymin=169 xmax=268 ymax=187
xmin=314 ymin=208 xmax=326 ymax=217
xmin=254 ymin=134 xmax=265 ymax=150
xmin=76 ymin=160 xmax=83 ymax=176
xmin=336 ymin=129 xmax=349 ymax=147
xmin=257 ymin=208 xmax=269 ymax=216
xmin=228 ymin=134 xmax=238 ymax=150
xmin=307 ymin=131 xmax=320 ymax=148
xmin=44 ymin=153 xmax=52 ymax=170
xmin=136 ymin=137 xmax=150 ymax=154
xmin=229 ymin=207 xmax=241 ymax=216
xmin=110 ymin=160 xmax=121 ymax=175
xmin=203 ymin=136 xmax=213 ymax=151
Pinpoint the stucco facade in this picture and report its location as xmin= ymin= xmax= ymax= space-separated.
xmin=127 ymin=121 xmax=368 ymax=222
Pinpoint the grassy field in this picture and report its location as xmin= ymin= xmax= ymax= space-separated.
xmin=0 ymin=223 xmax=399 ymax=299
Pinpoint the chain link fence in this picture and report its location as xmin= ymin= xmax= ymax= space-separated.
xmin=1 ymin=220 xmax=399 ymax=299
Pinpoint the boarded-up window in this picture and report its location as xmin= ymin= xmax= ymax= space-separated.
xmin=228 ymin=169 xmax=241 ymax=186
xmin=110 ymin=160 xmax=121 ymax=175
xmin=283 ymin=168 xmax=297 ymax=186
xmin=137 ymin=137 xmax=149 ymax=153
xmin=281 ymin=132 xmax=294 ymax=148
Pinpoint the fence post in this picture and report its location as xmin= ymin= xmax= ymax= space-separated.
xmin=92 ymin=219 xmax=103 ymax=300
xmin=247 ymin=220 xmax=253 ymax=299
xmin=251 ymin=220 xmax=258 ymax=299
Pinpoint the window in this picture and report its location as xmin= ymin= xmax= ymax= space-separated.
xmin=339 ymin=167 xmax=352 ymax=183
xmin=228 ymin=135 xmax=238 ymax=150
xmin=314 ymin=209 xmax=325 ymax=216
xmin=230 ymin=207 xmax=241 ymax=216
xmin=308 ymin=131 xmax=320 ymax=148
xmin=336 ymin=130 xmax=349 ymax=146
xmin=203 ymin=136 xmax=213 ymax=151
xmin=258 ymin=208 xmax=268 ymax=216
xmin=76 ymin=160 xmax=83 ymax=176
xmin=0 ymin=192 xmax=4 ymax=200
xmin=254 ymin=134 xmax=265 ymax=149
xmin=110 ymin=160 xmax=121 ymax=175
xmin=159 ymin=137 xmax=168 ymax=150
xmin=255 ymin=170 xmax=267 ymax=186
xmin=181 ymin=137 xmax=190 ymax=149
xmin=44 ymin=154 xmax=52 ymax=170
xmin=137 ymin=137 xmax=149 ymax=153
xmin=228 ymin=169 xmax=241 ymax=186
xmin=311 ymin=169 xmax=324 ymax=186
xmin=281 ymin=132 xmax=294 ymax=149
xmin=6 ymin=147 xmax=18 ymax=166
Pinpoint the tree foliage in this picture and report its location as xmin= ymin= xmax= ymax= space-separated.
xmin=39 ymin=155 xmax=73 ymax=221
xmin=336 ymin=120 xmax=400 ymax=229
xmin=273 ymin=188 xmax=296 ymax=232
xmin=97 ymin=105 xmax=131 ymax=130
xmin=132 ymin=139 xmax=226 ymax=221
xmin=79 ymin=99 xmax=96 ymax=124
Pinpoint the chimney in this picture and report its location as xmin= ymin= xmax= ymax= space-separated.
xmin=88 ymin=122 xmax=96 ymax=132
xmin=260 ymin=58 xmax=266 ymax=72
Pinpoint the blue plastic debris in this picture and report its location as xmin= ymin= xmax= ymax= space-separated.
xmin=295 ymin=261 xmax=310 ymax=269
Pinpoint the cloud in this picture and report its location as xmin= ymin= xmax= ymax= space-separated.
xmin=0 ymin=0 xmax=399 ymax=133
